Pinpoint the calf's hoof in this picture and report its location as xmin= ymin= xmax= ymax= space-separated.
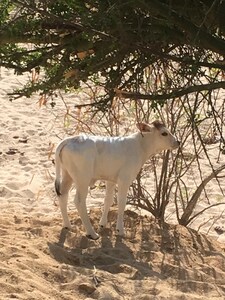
xmin=63 ymin=225 xmax=72 ymax=230
xmin=99 ymin=220 xmax=107 ymax=228
xmin=116 ymin=228 xmax=125 ymax=237
xmin=86 ymin=233 xmax=100 ymax=240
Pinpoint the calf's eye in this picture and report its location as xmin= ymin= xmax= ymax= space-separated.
xmin=162 ymin=132 xmax=168 ymax=136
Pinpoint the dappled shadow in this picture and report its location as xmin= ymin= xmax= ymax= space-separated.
xmin=48 ymin=212 xmax=162 ymax=281
xmin=158 ymin=222 xmax=225 ymax=296
xmin=48 ymin=209 xmax=225 ymax=298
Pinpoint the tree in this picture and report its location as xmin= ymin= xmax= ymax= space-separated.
xmin=1 ymin=0 xmax=225 ymax=228
xmin=0 ymin=0 xmax=225 ymax=110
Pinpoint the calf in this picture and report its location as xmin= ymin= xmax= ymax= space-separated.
xmin=54 ymin=120 xmax=180 ymax=239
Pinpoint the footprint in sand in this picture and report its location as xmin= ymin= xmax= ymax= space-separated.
xmin=0 ymin=186 xmax=21 ymax=198
xmin=1 ymin=182 xmax=35 ymax=200
xmin=214 ymin=226 xmax=225 ymax=235
xmin=6 ymin=148 xmax=20 ymax=155
xmin=5 ymin=182 xmax=20 ymax=190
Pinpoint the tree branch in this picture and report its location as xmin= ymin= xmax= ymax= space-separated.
xmin=138 ymin=0 xmax=225 ymax=56
xmin=114 ymin=81 xmax=225 ymax=101
xmin=179 ymin=164 xmax=225 ymax=226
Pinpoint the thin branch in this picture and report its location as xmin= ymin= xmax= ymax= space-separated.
xmin=179 ymin=164 xmax=225 ymax=226
xmin=188 ymin=202 xmax=225 ymax=225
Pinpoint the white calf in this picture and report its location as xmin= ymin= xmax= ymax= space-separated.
xmin=54 ymin=120 xmax=180 ymax=239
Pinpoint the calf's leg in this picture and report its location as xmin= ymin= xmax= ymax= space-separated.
xmin=116 ymin=181 xmax=130 ymax=236
xmin=58 ymin=170 xmax=73 ymax=229
xmin=74 ymin=184 xmax=99 ymax=240
xmin=99 ymin=181 xmax=115 ymax=228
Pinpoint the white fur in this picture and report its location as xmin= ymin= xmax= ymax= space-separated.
xmin=54 ymin=121 xmax=180 ymax=239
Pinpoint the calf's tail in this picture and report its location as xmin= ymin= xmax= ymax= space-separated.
xmin=54 ymin=141 xmax=66 ymax=196
xmin=55 ymin=161 xmax=61 ymax=196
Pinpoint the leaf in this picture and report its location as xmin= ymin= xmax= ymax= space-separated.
xmin=64 ymin=113 xmax=71 ymax=128
xmin=48 ymin=142 xmax=55 ymax=160
xmin=77 ymin=49 xmax=94 ymax=59
xmin=64 ymin=69 xmax=79 ymax=79
xmin=114 ymin=88 xmax=124 ymax=99
xmin=77 ymin=51 xmax=88 ymax=59
xmin=38 ymin=95 xmax=47 ymax=107
xmin=31 ymin=69 xmax=39 ymax=83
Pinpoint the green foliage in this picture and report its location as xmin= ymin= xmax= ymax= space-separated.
xmin=0 ymin=0 xmax=11 ymax=26
xmin=0 ymin=0 xmax=225 ymax=109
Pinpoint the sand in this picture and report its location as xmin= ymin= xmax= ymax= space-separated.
xmin=1 ymin=67 xmax=225 ymax=299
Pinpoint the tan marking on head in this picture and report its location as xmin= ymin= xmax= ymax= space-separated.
xmin=152 ymin=120 xmax=165 ymax=130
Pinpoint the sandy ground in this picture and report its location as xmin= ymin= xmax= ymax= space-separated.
xmin=1 ymin=67 xmax=225 ymax=299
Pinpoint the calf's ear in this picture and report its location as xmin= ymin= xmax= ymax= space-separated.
xmin=136 ymin=122 xmax=152 ymax=132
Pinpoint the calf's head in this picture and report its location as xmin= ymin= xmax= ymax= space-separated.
xmin=137 ymin=120 xmax=180 ymax=152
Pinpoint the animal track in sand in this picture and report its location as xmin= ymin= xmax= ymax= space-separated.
xmin=5 ymin=182 xmax=21 ymax=190
xmin=0 ymin=186 xmax=21 ymax=198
